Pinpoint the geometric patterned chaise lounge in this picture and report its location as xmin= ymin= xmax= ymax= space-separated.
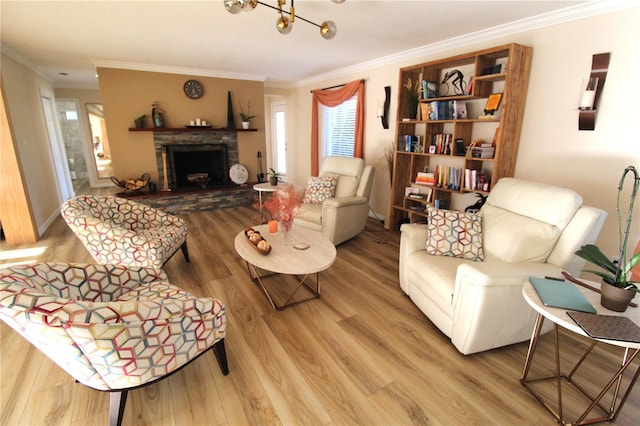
xmin=0 ymin=263 xmax=228 ymax=426
xmin=61 ymin=195 xmax=189 ymax=269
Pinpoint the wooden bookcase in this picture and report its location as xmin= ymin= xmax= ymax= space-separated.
xmin=387 ymin=43 xmax=532 ymax=229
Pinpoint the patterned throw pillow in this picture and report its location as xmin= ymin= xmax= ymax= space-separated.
xmin=302 ymin=176 xmax=338 ymax=204
xmin=426 ymin=206 xmax=484 ymax=261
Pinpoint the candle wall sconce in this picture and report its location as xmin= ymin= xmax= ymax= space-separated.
xmin=579 ymin=52 xmax=610 ymax=131
xmin=381 ymin=86 xmax=390 ymax=129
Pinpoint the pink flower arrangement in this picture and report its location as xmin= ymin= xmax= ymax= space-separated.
xmin=262 ymin=183 xmax=302 ymax=233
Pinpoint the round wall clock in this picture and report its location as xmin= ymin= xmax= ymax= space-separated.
xmin=183 ymin=79 xmax=203 ymax=99
xmin=229 ymin=163 xmax=249 ymax=185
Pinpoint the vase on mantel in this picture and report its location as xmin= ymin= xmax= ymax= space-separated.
xmin=242 ymin=121 xmax=250 ymax=130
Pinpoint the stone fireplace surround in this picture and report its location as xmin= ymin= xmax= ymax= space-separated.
xmin=126 ymin=130 xmax=255 ymax=214
xmin=153 ymin=130 xmax=239 ymax=191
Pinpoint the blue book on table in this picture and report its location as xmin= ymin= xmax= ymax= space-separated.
xmin=529 ymin=276 xmax=597 ymax=314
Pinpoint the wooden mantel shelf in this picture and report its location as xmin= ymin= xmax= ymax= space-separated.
xmin=128 ymin=127 xmax=257 ymax=132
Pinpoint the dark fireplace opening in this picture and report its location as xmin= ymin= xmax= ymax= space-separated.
xmin=166 ymin=144 xmax=230 ymax=190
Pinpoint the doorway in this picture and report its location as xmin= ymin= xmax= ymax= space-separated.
xmin=41 ymin=91 xmax=73 ymax=201
xmin=86 ymin=103 xmax=113 ymax=179
xmin=56 ymin=100 xmax=113 ymax=188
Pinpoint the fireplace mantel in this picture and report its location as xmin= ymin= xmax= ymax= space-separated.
xmin=129 ymin=127 xmax=257 ymax=132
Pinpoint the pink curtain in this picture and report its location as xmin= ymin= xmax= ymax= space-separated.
xmin=310 ymin=79 xmax=365 ymax=176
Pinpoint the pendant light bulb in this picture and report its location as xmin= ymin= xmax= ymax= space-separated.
xmin=277 ymin=16 xmax=292 ymax=34
xmin=223 ymin=0 xmax=242 ymax=14
xmin=242 ymin=0 xmax=258 ymax=12
xmin=320 ymin=21 xmax=337 ymax=40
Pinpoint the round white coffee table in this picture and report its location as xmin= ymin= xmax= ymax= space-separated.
xmin=234 ymin=224 xmax=337 ymax=310
xmin=253 ymin=182 xmax=278 ymax=223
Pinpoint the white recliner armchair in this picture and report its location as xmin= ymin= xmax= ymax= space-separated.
xmin=399 ymin=178 xmax=607 ymax=355
xmin=294 ymin=156 xmax=375 ymax=245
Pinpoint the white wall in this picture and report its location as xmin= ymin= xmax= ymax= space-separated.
xmin=1 ymin=54 xmax=64 ymax=234
xmin=275 ymin=6 xmax=640 ymax=262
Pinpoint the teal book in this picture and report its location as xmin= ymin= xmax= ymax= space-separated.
xmin=529 ymin=277 xmax=597 ymax=314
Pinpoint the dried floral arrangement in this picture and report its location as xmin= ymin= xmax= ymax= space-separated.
xmin=262 ymin=183 xmax=302 ymax=233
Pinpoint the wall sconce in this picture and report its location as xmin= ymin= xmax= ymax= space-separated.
xmin=380 ymin=86 xmax=390 ymax=129
xmin=579 ymin=52 xmax=610 ymax=131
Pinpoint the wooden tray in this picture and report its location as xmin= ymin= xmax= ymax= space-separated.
xmin=244 ymin=227 xmax=271 ymax=255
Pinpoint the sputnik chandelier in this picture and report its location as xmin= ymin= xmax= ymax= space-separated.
xmin=224 ymin=0 xmax=344 ymax=40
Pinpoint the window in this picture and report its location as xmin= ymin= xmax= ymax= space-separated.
xmin=320 ymin=94 xmax=357 ymax=161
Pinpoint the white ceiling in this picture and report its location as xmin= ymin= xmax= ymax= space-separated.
xmin=0 ymin=1 xmax=619 ymax=89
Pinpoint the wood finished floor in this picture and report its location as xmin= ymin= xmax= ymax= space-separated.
xmin=1 ymin=185 xmax=638 ymax=425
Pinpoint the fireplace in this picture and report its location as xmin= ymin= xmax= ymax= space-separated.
xmin=165 ymin=144 xmax=229 ymax=189
xmin=153 ymin=131 xmax=239 ymax=191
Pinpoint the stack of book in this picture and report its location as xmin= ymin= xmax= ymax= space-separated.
xmin=415 ymin=172 xmax=436 ymax=186
xmin=471 ymin=143 xmax=495 ymax=159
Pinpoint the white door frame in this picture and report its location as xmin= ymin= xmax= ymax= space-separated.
xmin=270 ymin=100 xmax=287 ymax=177
xmin=40 ymin=88 xmax=74 ymax=201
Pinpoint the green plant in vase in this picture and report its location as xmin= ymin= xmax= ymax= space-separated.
xmin=267 ymin=168 xmax=281 ymax=186
xmin=239 ymin=101 xmax=255 ymax=129
xmin=575 ymin=165 xmax=640 ymax=311
xmin=404 ymin=77 xmax=422 ymax=120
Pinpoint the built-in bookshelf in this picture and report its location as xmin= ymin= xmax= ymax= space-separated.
xmin=388 ymin=43 xmax=532 ymax=228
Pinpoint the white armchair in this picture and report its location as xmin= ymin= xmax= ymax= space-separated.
xmin=399 ymin=178 xmax=607 ymax=355
xmin=294 ymin=156 xmax=375 ymax=245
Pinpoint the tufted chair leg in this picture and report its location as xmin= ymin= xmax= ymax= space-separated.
xmin=180 ymin=241 xmax=190 ymax=263
xmin=109 ymin=390 xmax=128 ymax=426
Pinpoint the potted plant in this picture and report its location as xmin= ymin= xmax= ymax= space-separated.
xmin=403 ymin=77 xmax=422 ymax=120
xmin=267 ymin=168 xmax=280 ymax=186
xmin=239 ymin=101 xmax=255 ymax=129
xmin=575 ymin=165 xmax=640 ymax=311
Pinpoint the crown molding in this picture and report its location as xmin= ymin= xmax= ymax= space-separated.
xmin=92 ymin=60 xmax=268 ymax=83
xmin=285 ymin=0 xmax=635 ymax=89
xmin=1 ymin=43 xmax=54 ymax=83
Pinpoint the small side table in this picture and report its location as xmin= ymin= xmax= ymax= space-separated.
xmin=253 ymin=182 xmax=278 ymax=223
xmin=520 ymin=280 xmax=640 ymax=425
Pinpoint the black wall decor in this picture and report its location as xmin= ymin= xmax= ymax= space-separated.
xmin=382 ymin=86 xmax=391 ymax=129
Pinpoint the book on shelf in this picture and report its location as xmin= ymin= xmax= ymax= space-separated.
xmin=464 ymin=168 xmax=491 ymax=191
xmin=428 ymin=101 xmax=456 ymax=120
xmin=415 ymin=172 xmax=436 ymax=186
xmin=423 ymin=80 xmax=438 ymax=98
xmin=431 ymin=133 xmax=453 ymax=155
xmin=471 ymin=145 xmax=495 ymax=158
xmin=409 ymin=184 xmax=433 ymax=202
xmin=466 ymin=76 xmax=474 ymax=95
xmin=453 ymin=101 xmax=467 ymax=119
xmin=400 ymin=135 xmax=421 ymax=152
xmin=433 ymin=165 xmax=462 ymax=190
